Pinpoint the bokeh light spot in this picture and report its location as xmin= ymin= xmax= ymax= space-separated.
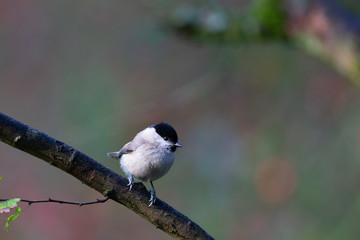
xmin=255 ymin=157 xmax=297 ymax=205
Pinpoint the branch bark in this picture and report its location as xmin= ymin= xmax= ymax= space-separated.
xmin=0 ymin=112 xmax=214 ymax=240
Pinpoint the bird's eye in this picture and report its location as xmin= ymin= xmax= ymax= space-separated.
xmin=164 ymin=137 xmax=168 ymax=141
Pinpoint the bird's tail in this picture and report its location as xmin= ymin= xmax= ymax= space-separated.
xmin=107 ymin=151 xmax=120 ymax=159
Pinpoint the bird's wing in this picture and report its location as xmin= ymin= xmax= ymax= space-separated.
xmin=119 ymin=141 xmax=135 ymax=156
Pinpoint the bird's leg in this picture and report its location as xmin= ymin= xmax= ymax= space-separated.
xmin=149 ymin=181 xmax=156 ymax=207
xmin=127 ymin=176 xmax=134 ymax=191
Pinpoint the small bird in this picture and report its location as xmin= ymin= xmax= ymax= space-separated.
xmin=107 ymin=122 xmax=182 ymax=206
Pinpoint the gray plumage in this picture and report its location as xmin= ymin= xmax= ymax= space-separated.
xmin=107 ymin=123 xmax=181 ymax=206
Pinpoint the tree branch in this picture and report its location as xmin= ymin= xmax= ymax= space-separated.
xmin=0 ymin=112 xmax=214 ymax=240
xmin=0 ymin=198 xmax=109 ymax=206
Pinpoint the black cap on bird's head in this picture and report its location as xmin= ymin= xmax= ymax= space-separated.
xmin=151 ymin=122 xmax=182 ymax=149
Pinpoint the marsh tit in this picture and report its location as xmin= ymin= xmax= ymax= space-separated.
xmin=107 ymin=122 xmax=182 ymax=206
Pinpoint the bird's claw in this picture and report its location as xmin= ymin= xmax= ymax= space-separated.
xmin=149 ymin=191 xmax=156 ymax=207
xmin=148 ymin=182 xmax=156 ymax=207
xmin=127 ymin=177 xmax=134 ymax=191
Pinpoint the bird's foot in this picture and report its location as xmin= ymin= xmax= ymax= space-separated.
xmin=127 ymin=177 xmax=134 ymax=191
xmin=149 ymin=190 xmax=156 ymax=207
xmin=148 ymin=181 xmax=156 ymax=207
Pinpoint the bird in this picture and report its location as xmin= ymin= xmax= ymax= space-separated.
xmin=107 ymin=122 xmax=182 ymax=206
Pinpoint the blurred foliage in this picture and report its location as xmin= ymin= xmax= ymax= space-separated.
xmin=166 ymin=0 xmax=287 ymax=43
xmin=164 ymin=0 xmax=360 ymax=86
xmin=0 ymin=198 xmax=21 ymax=213
xmin=0 ymin=197 xmax=22 ymax=231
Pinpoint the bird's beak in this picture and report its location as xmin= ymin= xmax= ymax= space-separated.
xmin=174 ymin=142 xmax=182 ymax=148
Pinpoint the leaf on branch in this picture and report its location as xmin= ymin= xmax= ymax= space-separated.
xmin=0 ymin=198 xmax=21 ymax=213
xmin=6 ymin=207 xmax=22 ymax=231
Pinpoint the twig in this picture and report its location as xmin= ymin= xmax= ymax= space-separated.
xmin=0 ymin=197 xmax=109 ymax=207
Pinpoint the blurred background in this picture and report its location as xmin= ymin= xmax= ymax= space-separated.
xmin=1 ymin=0 xmax=360 ymax=239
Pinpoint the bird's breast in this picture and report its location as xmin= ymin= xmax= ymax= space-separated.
xmin=120 ymin=146 xmax=175 ymax=182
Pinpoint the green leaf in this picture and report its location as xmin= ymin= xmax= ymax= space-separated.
xmin=0 ymin=198 xmax=21 ymax=212
xmin=0 ymin=176 xmax=2 ymax=181
xmin=6 ymin=207 xmax=22 ymax=231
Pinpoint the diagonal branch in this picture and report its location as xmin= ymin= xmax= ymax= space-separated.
xmin=0 ymin=112 xmax=214 ymax=240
